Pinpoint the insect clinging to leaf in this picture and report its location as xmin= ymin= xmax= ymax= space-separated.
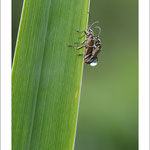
xmin=68 ymin=21 xmax=102 ymax=66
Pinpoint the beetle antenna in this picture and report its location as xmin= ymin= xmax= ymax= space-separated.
xmin=88 ymin=21 xmax=99 ymax=29
xmin=94 ymin=26 xmax=101 ymax=37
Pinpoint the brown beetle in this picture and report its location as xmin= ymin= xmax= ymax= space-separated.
xmin=68 ymin=22 xmax=102 ymax=66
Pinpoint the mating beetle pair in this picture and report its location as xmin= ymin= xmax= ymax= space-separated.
xmin=68 ymin=21 xmax=102 ymax=66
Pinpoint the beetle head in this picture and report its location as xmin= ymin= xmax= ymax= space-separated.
xmin=87 ymin=21 xmax=99 ymax=36
xmin=86 ymin=28 xmax=94 ymax=37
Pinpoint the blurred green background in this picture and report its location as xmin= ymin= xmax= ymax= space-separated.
xmin=12 ymin=0 xmax=138 ymax=150
xmin=75 ymin=0 xmax=138 ymax=150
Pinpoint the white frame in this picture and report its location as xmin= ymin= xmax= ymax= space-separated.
xmin=0 ymin=0 xmax=149 ymax=149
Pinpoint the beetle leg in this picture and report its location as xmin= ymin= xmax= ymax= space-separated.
xmin=81 ymin=40 xmax=87 ymax=44
xmin=68 ymin=44 xmax=82 ymax=48
xmin=76 ymin=45 xmax=95 ymax=50
xmin=76 ymin=45 xmax=94 ymax=50
xmin=68 ymin=45 xmax=86 ymax=50
xmin=75 ymin=39 xmax=87 ymax=45
xmin=78 ymin=54 xmax=84 ymax=56
xmin=76 ymin=45 xmax=86 ymax=50
xmin=68 ymin=40 xmax=87 ymax=48
xmin=76 ymin=30 xmax=90 ymax=39
xmin=68 ymin=45 xmax=76 ymax=48
xmin=76 ymin=30 xmax=87 ymax=35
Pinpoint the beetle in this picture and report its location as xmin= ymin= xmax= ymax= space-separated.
xmin=83 ymin=37 xmax=101 ymax=66
xmin=68 ymin=21 xmax=102 ymax=66
xmin=83 ymin=26 xmax=102 ymax=66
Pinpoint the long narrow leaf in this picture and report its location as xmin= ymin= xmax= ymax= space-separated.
xmin=12 ymin=0 xmax=90 ymax=149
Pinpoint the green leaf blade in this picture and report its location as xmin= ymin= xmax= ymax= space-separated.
xmin=12 ymin=0 xmax=90 ymax=150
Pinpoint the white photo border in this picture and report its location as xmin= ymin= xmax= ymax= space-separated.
xmin=0 ymin=0 xmax=149 ymax=149
xmin=1 ymin=0 xmax=11 ymax=150
xmin=139 ymin=0 xmax=149 ymax=150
